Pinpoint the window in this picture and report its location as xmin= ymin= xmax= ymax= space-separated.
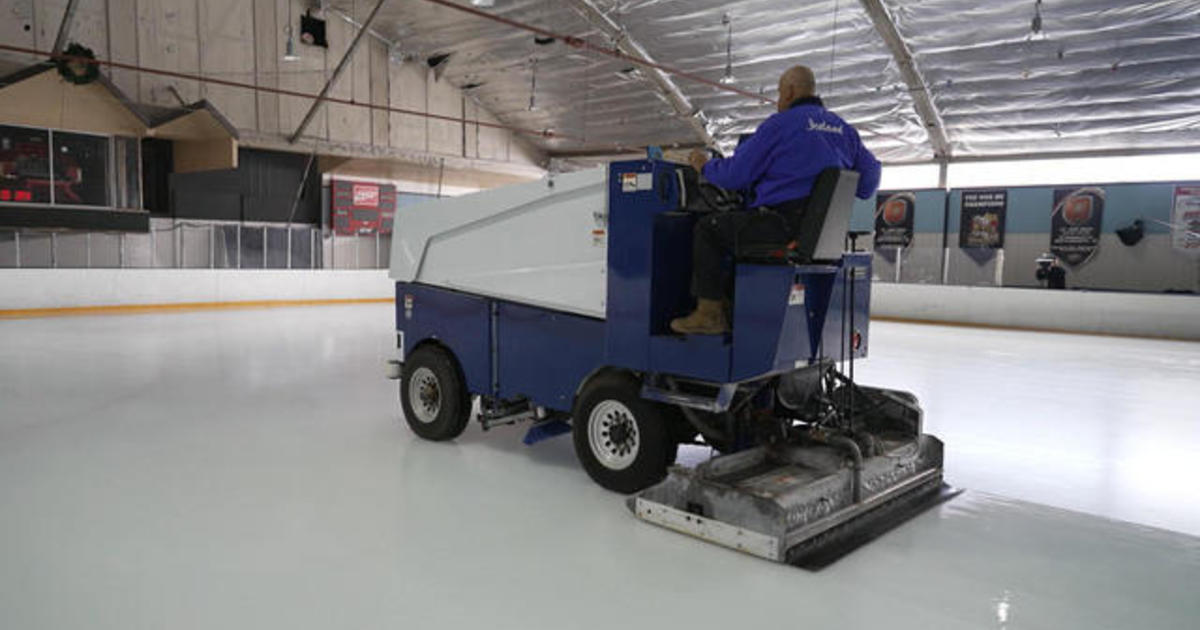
xmin=0 ymin=125 xmax=140 ymax=209
xmin=0 ymin=125 xmax=52 ymax=203
xmin=52 ymin=131 xmax=109 ymax=206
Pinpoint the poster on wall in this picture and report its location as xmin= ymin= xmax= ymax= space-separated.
xmin=873 ymin=191 xmax=915 ymax=249
xmin=331 ymin=180 xmax=396 ymax=236
xmin=1172 ymin=186 xmax=1200 ymax=255
xmin=1050 ymin=187 xmax=1105 ymax=267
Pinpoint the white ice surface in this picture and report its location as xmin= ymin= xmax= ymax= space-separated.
xmin=1 ymin=305 xmax=1198 ymax=629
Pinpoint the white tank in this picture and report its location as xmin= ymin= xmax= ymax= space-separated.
xmin=389 ymin=167 xmax=609 ymax=319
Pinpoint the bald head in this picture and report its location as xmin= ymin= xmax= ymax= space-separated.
xmin=778 ymin=65 xmax=816 ymax=112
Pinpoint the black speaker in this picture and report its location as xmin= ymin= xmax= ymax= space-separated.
xmin=1116 ymin=219 xmax=1144 ymax=246
xmin=300 ymin=11 xmax=327 ymax=48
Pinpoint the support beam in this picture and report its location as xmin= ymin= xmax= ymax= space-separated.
xmin=858 ymin=0 xmax=951 ymax=160
xmin=289 ymin=0 xmax=389 ymax=143
xmin=564 ymin=0 xmax=715 ymax=148
xmin=50 ymin=0 xmax=83 ymax=56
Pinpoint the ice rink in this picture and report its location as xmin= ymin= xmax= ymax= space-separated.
xmin=2 ymin=304 xmax=1198 ymax=629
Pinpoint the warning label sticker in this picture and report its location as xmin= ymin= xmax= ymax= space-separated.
xmin=788 ymin=284 xmax=805 ymax=306
xmin=621 ymin=172 xmax=654 ymax=193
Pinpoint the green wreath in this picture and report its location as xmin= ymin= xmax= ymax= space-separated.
xmin=55 ymin=43 xmax=100 ymax=85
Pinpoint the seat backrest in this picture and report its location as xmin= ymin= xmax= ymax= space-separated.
xmin=792 ymin=168 xmax=860 ymax=263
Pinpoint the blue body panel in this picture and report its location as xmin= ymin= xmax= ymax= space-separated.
xmin=395 ymin=159 xmax=872 ymax=414
xmin=396 ymin=282 xmax=492 ymax=396
xmin=497 ymin=301 xmax=604 ymax=410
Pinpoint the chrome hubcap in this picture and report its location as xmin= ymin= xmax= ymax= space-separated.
xmin=408 ymin=367 xmax=441 ymax=424
xmin=588 ymin=400 xmax=639 ymax=470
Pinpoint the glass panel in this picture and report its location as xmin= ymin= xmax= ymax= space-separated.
xmin=54 ymin=232 xmax=89 ymax=267
xmin=17 ymin=231 xmax=52 ymax=267
xmin=332 ymin=233 xmax=356 ymax=269
xmin=239 ymin=225 xmax=264 ymax=268
xmin=113 ymin=136 xmax=141 ymax=209
xmin=122 ymin=231 xmax=152 ymax=267
xmin=0 ymin=231 xmax=16 ymax=267
xmin=88 ymin=232 xmax=121 ymax=268
xmin=357 ymin=234 xmax=377 ymax=269
xmin=0 ymin=125 xmax=52 ymax=203
xmin=378 ymin=234 xmax=391 ymax=268
xmin=265 ymin=227 xmax=288 ymax=269
xmin=290 ymin=227 xmax=313 ymax=269
xmin=180 ymin=223 xmax=212 ymax=268
xmin=51 ymin=131 xmax=110 ymax=206
xmin=214 ymin=225 xmax=240 ymax=268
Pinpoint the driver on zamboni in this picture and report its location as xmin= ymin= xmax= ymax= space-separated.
xmin=672 ymin=64 xmax=882 ymax=335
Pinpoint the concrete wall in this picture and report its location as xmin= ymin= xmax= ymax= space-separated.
xmin=872 ymin=283 xmax=1200 ymax=340
xmin=0 ymin=0 xmax=544 ymax=173
xmin=0 ymin=268 xmax=391 ymax=310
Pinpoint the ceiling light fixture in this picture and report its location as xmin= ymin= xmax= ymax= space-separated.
xmin=282 ymin=2 xmax=300 ymax=62
xmin=283 ymin=26 xmax=301 ymax=62
xmin=471 ymin=0 xmax=495 ymax=7
xmin=719 ymin=14 xmax=735 ymax=85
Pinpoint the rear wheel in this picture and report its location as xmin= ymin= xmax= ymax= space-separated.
xmin=572 ymin=372 xmax=675 ymax=493
xmin=400 ymin=344 xmax=472 ymax=441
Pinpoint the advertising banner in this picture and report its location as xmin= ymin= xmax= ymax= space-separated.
xmin=1172 ymin=185 xmax=1200 ymax=255
xmin=873 ymin=191 xmax=915 ymax=249
xmin=1051 ymin=187 xmax=1105 ymax=267
xmin=959 ymin=190 xmax=1007 ymax=249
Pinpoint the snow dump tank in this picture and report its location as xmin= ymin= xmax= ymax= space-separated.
xmin=389 ymin=168 xmax=609 ymax=319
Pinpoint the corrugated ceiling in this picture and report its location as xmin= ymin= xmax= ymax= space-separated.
xmin=339 ymin=0 xmax=1200 ymax=163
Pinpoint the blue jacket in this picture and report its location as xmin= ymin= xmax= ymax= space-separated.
xmin=701 ymin=97 xmax=881 ymax=206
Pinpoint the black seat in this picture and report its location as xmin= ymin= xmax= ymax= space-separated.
xmin=735 ymin=168 xmax=860 ymax=264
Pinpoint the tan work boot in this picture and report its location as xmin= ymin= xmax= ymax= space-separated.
xmin=670 ymin=298 xmax=729 ymax=335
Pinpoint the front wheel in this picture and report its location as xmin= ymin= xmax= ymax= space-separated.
xmin=572 ymin=372 xmax=675 ymax=493
xmin=400 ymin=344 xmax=472 ymax=441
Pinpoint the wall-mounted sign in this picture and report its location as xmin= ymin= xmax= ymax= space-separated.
xmin=352 ymin=183 xmax=380 ymax=208
xmin=332 ymin=180 xmax=395 ymax=235
xmin=1051 ymin=187 xmax=1105 ymax=267
xmin=1171 ymin=185 xmax=1200 ymax=255
xmin=959 ymin=190 xmax=1007 ymax=249
xmin=873 ymin=191 xmax=915 ymax=249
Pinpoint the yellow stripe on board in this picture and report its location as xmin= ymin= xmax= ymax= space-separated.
xmin=0 ymin=298 xmax=393 ymax=320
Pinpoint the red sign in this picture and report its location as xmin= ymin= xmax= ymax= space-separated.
xmin=352 ymin=183 xmax=380 ymax=208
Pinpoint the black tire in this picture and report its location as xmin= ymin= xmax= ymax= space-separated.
xmin=572 ymin=372 xmax=675 ymax=494
xmin=400 ymin=344 xmax=472 ymax=441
